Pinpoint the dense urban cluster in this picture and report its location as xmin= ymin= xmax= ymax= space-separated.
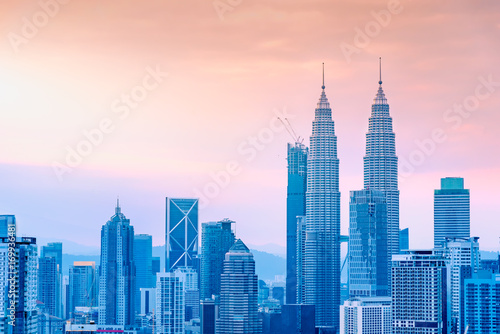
xmin=0 ymin=66 xmax=498 ymax=334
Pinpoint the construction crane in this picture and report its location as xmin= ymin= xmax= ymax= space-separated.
xmin=277 ymin=117 xmax=304 ymax=144
xmin=463 ymin=324 xmax=469 ymax=334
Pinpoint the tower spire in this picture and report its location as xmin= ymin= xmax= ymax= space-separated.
xmin=116 ymin=196 xmax=121 ymax=214
xmin=322 ymin=63 xmax=325 ymax=90
xmin=379 ymin=57 xmax=382 ymax=85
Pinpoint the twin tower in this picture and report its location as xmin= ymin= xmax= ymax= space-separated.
xmin=286 ymin=60 xmax=399 ymax=330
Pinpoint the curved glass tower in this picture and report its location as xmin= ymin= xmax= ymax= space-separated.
xmin=304 ymin=69 xmax=341 ymax=328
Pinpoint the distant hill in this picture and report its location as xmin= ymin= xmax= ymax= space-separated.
xmin=62 ymin=245 xmax=286 ymax=281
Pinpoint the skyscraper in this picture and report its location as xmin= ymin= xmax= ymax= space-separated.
xmin=0 ymin=215 xmax=15 ymax=238
xmin=216 ymin=239 xmax=261 ymax=334
xmin=441 ymin=237 xmax=480 ymax=334
xmin=134 ymin=234 xmax=154 ymax=314
xmin=0 ymin=235 xmax=38 ymax=334
xmin=38 ymin=257 xmax=58 ymax=317
xmin=304 ymin=66 xmax=341 ymax=328
xmin=348 ymin=189 xmax=389 ymax=297
xmin=98 ymin=201 xmax=135 ymax=326
xmin=295 ymin=216 xmax=306 ymax=304
xmin=174 ymin=266 xmax=200 ymax=321
xmin=363 ymin=59 xmax=399 ymax=275
xmin=392 ymin=250 xmax=449 ymax=334
xmin=156 ymin=272 xmax=185 ymax=334
xmin=165 ymin=198 xmax=199 ymax=272
xmin=434 ymin=177 xmax=470 ymax=248
xmin=286 ymin=142 xmax=308 ymax=304
xmin=399 ymin=228 xmax=409 ymax=252
xmin=201 ymin=219 xmax=235 ymax=300
xmin=69 ymin=261 xmax=97 ymax=317
xmin=464 ymin=271 xmax=500 ymax=334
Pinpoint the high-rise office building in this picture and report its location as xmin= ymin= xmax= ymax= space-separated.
xmin=348 ymin=189 xmax=389 ymax=297
xmin=134 ymin=234 xmax=154 ymax=314
xmin=156 ymin=272 xmax=185 ymax=334
xmin=165 ymin=198 xmax=199 ymax=272
xmin=38 ymin=257 xmax=58 ymax=317
xmin=304 ymin=67 xmax=341 ymax=329
xmin=286 ymin=142 xmax=308 ymax=304
xmin=464 ymin=271 xmax=500 ymax=334
xmin=392 ymin=250 xmax=449 ymax=334
xmin=200 ymin=299 xmax=216 ymax=334
xmin=295 ymin=216 xmax=306 ymax=303
xmin=0 ymin=236 xmax=38 ymax=334
xmin=363 ymin=60 xmax=399 ymax=280
xmin=140 ymin=288 xmax=156 ymax=315
xmin=69 ymin=261 xmax=97 ymax=317
xmin=40 ymin=242 xmax=63 ymax=318
xmin=201 ymin=219 xmax=235 ymax=300
xmin=434 ymin=177 xmax=470 ymax=248
xmin=98 ymin=201 xmax=135 ymax=326
xmin=0 ymin=215 xmax=15 ymax=238
xmin=174 ymin=266 xmax=200 ymax=321
xmin=441 ymin=237 xmax=480 ymax=334
xmin=281 ymin=304 xmax=315 ymax=334
xmin=152 ymin=256 xmax=161 ymax=277
xmin=340 ymin=297 xmax=391 ymax=334
xmin=399 ymin=228 xmax=409 ymax=252
xmin=216 ymin=239 xmax=261 ymax=334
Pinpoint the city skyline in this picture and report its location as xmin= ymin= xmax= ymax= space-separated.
xmin=0 ymin=1 xmax=499 ymax=254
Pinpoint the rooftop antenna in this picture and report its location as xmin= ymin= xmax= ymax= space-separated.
xmin=322 ymin=62 xmax=325 ymax=90
xmin=379 ymin=57 xmax=382 ymax=85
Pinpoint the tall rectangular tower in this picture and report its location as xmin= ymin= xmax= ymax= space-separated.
xmin=304 ymin=74 xmax=341 ymax=329
xmin=200 ymin=219 xmax=235 ymax=300
xmin=392 ymin=250 xmax=449 ymax=334
xmin=434 ymin=177 xmax=470 ymax=248
xmin=286 ymin=142 xmax=307 ymax=304
xmin=348 ymin=189 xmax=389 ymax=297
xmin=69 ymin=261 xmax=97 ymax=316
xmin=165 ymin=198 xmax=199 ymax=272
xmin=98 ymin=201 xmax=135 ymax=326
xmin=39 ymin=242 xmax=63 ymax=318
xmin=134 ymin=234 xmax=154 ymax=314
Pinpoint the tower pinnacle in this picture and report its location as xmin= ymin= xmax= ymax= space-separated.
xmin=322 ymin=62 xmax=325 ymax=90
xmin=379 ymin=57 xmax=382 ymax=85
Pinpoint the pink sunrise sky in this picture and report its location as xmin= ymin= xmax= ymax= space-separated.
xmin=0 ymin=0 xmax=499 ymax=251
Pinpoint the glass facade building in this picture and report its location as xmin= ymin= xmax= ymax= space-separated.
xmin=348 ymin=189 xmax=389 ymax=297
xmin=216 ymin=239 xmax=261 ymax=334
xmin=69 ymin=261 xmax=97 ymax=317
xmin=304 ymin=75 xmax=341 ymax=329
xmin=286 ymin=142 xmax=308 ymax=304
xmin=363 ymin=70 xmax=400 ymax=281
xmin=98 ymin=201 xmax=135 ymax=326
xmin=134 ymin=234 xmax=154 ymax=314
xmin=434 ymin=177 xmax=470 ymax=248
xmin=392 ymin=250 xmax=449 ymax=334
xmin=200 ymin=219 xmax=235 ymax=300
xmin=165 ymin=198 xmax=199 ymax=272
xmin=464 ymin=271 xmax=500 ymax=334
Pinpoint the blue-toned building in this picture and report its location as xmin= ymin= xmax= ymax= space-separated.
xmin=69 ymin=261 xmax=97 ymax=317
xmin=98 ymin=201 xmax=135 ymax=326
xmin=201 ymin=219 xmax=235 ymax=300
xmin=39 ymin=242 xmax=63 ymax=318
xmin=0 ymin=215 xmax=15 ymax=238
xmin=134 ymin=234 xmax=154 ymax=314
xmin=286 ymin=142 xmax=307 ymax=305
xmin=165 ymin=198 xmax=199 ymax=272
xmin=392 ymin=250 xmax=449 ymax=334
xmin=399 ymin=228 xmax=409 ymax=252
xmin=348 ymin=189 xmax=389 ymax=297
xmin=304 ymin=68 xmax=341 ymax=329
xmin=216 ymin=239 xmax=261 ymax=334
xmin=0 ymin=236 xmax=38 ymax=334
xmin=363 ymin=61 xmax=400 ymax=283
xmin=281 ymin=304 xmax=315 ymax=334
xmin=464 ymin=271 xmax=500 ymax=334
xmin=434 ymin=177 xmax=470 ymax=248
